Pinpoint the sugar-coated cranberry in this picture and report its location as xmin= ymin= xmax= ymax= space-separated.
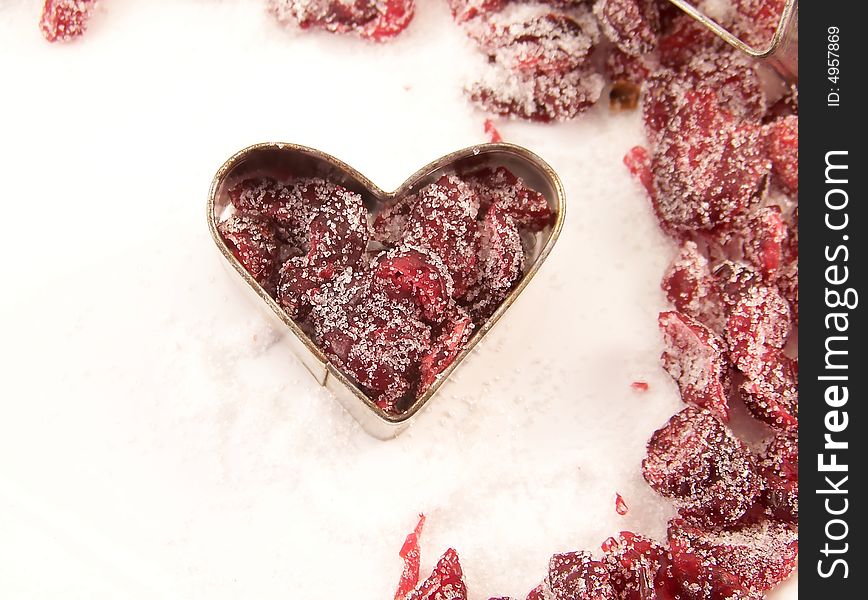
xmin=666 ymin=543 xmax=762 ymax=600
xmin=738 ymin=351 xmax=798 ymax=430
xmin=547 ymin=551 xmax=616 ymax=600
xmin=602 ymin=531 xmax=669 ymax=600
xmin=373 ymin=246 xmax=454 ymax=324
xmin=40 ymin=0 xmax=97 ymax=42
xmin=758 ymin=431 xmax=798 ymax=522
xmin=650 ymin=91 xmax=770 ymax=233
xmin=419 ymin=308 xmax=475 ymax=395
xmin=405 ymin=548 xmax=468 ymax=600
xmin=764 ymin=115 xmax=798 ymax=195
xmin=218 ymin=214 xmax=280 ymax=292
xmin=725 ymin=285 xmax=792 ymax=379
xmin=447 ymin=0 xmax=507 ymax=23
xmin=605 ymin=48 xmax=654 ymax=86
xmin=658 ymin=15 xmax=725 ymax=69
xmin=658 ymin=312 xmax=732 ymax=420
xmin=668 ymin=518 xmax=798 ymax=592
xmin=740 ymin=206 xmax=788 ymax=279
xmin=465 ymin=166 xmax=553 ymax=232
xmin=662 ymin=242 xmax=724 ymax=332
xmin=642 ymin=407 xmax=762 ymax=526
xmin=594 ymin=0 xmax=660 ymax=57
xmin=276 ymin=257 xmax=328 ymax=321
xmin=732 ymin=0 xmax=787 ymax=48
xmin=269 ymin=0 xmax=415 ymax=41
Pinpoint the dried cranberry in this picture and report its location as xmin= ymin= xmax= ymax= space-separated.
xmin=448 ymin=0 xmax=506 ymax=23
xmin=668 ymin=518 xmax=798 ymax=592
xmin=681 ymin=50 xmax=766 ymax=123
xmin=623 ymin=146 xmax=653 ymax=197
xmin=650 ymin=91 xmax=770 ymax=233
xmin=269 ymin=0 xmax=415 ymax=41
xmin=594 ymin=0 xmax=660 ymax=57
xmin=465 ymin=166 xmax=553 ymax=232
xmin=739 ymin=351 xmax=798 ymax=430
xmin=725 ymin=285 xmax=792 ymax=378
xmin=666 ymin=543 xmax=762 ymax=600
xmin=547 ymin=551 xmax=616 ymax=600
xmin=764 ymin=115 xmax=799 ymax=195
xmin=218 ymin=214 xmax=280 ymax=292
xmin=605 ymin=48 xmax=654 ymax=86
xmin=662 ymin=242 xmax=724 ymax=332
xmin=711 ymin=261 xmax=760 ymax=317
xmin=469 ymin=63 xmax=605 ymax=123
xmin=602 ymin=531 xmax=669 ymax=600
xmin=470 ymin=12 xmax=598 ymax=76
xmin=40 ymin=0 xmax=97 ymax=42
xmin=642 ymin=407 xmax=762 ymax=526
xmin=484 ymin=119 xmax=503 ymax=143
xmin=658 ymin=15 xmax=724 ymax=69
xmin=405 ymin=548 xmax=468 ymax=600
xmin=732 ymin=0 xmax=787 ymax=47
xmin=658 ymin=312 xmax=732 ymax=420
xmin=419 ymin=308 xmax=475 ymax=395
xmin=758 ymin=431 xmax=798 ymax=522
xmin=395 ymin=514 xmax=427 ymax=600
xmin=373 ymin=246 xmax=454 ymax=324
xmin=373 ymin=195 xmax=416 ymax=246
xmin=740 ymin=206 xmax=788 ymax=278
xmin=405 ymin=175 xmax=480 ymax=298
xmin=276 ymin=257 xmax=327 ymax=321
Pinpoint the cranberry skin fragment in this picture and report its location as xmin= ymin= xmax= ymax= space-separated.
xmin=658 ymin=311 xmax=732 ymax=421
xmin=764 ymin=115 xmax=799 ymax=195
xmin=40 ymin=0 xmax=97 ymax=43
xmin=395 ymin=514 xmax=427 ymax=600
xmin=668 ymin=518 xmax=798 ymax=592
xmin=642 ymin=407 xmax=762 ymax=526
xmin=484 ymin=119 xmax=503 ymax=143
xmin=623 ymin=146 xmax=653 ymax=198
xmin=758 ymin=431 xmax=798 ymax=523
xmin=373 ymin=246 xmax=454 ymax=324
xmin=666 ymin=543 xmax=762 ymax=600
xmin=218 ymin=214 xmax=280 ymax=292
xmin=405 ymin=548 xmax=468 ymax=600
xmin=547 ymin=551 xmax=616 ymax=600
xmin=741 ymin=206 xmax=788 ymax=279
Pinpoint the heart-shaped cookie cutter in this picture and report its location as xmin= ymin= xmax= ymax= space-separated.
xmin=207 ymin=142 xmax=565 ymax=439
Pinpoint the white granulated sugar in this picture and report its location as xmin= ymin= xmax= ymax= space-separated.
xmin=0 ymin=1 xmax=795 ymax=599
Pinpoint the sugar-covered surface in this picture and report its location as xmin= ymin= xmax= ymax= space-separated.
xmin=0 ymin=1 xmax=795 ymax=598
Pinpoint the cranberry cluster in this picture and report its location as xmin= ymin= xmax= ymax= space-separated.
xmin=268 ymin=0 xmax=416 ymax=41
xmin=218 ymin=168 xmax=553 ymax=414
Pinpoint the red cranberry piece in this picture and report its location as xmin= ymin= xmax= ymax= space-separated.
xmin=395 ymin=514 xmax=426 ymax=600
xmin=269 ymin=0 xmax=415 ymax=41
xmin=650 ymin=91 xmax=770 ymax=233
xmin=658 ymin=311 xmax=732 ymax=421
xmin=732 ymin=0 xmax=787 ymax=47
xmin=776 ymin=260 xmax=798 ymax=325
xmin=681 ymin=50 xmax=766 ymax=123
xmin=711 ymin=261 xmax=760 ymax=317
xmin=465 ymin=166 xmax=553 ymax=232
xmin=484 ymin=119 xmax=503 ymax=143
xmin=405 ymin=175 xmax=480 ymax=298
xmin=605 ymin=48 xmax=654 ymax=86
xmin=594 ymin=0 xmax=660 ymax=57
xmin=373 ymin=195 xmax=416 ymax=246
xmin=758 ymin=431 xmax=798 ymax=522
xmin=307 ymin=208 xmax=368 ymax=267
xmin=40 ymin=0 xmax=97 ymax=42
xmin=623 ymin=146 xmax=653 ymax=197
xmin=218 ymin=214 xmax=280 ymax=292
xmin=740 ymin=206 xmax=788 ymax=278
xmin=373 ymin=246 xmax=454 ymax=324
xmin=725 ymin=285 xmax=792 ymax=378
xmin=525 ymin=583 xmax=546 ymax=600
xmin=419 ymin=307 xmax=475 ymax=395
xmin=739 ymin=351 xmax=798 ymax=430
xmin=228 ymin=177 xmax=286 ymax=216
xmin=615 ymin=493 xmax=629 ymax=516
xmin=601 ymin=531 xmax=669 ymax=600
xmin=547 ymin=551 xmax=616 ymax=600
xmin=666 ymin=543 xmax=762 ymax=600
xmin=469 ymin=63 xmax=605 ymax=123
xmin=642 ymin=408 xmax=762 ymax=526
xmin=448 ymin=0 xmax=507 ymax=23
xmin=631 ymin=381 xmax=649 ymax=392
xmin=662 ymin=241 xmax=725 ymax=332
xmin=764 ymin=115 xmax=798 ymax=195
xmin=405 ymin=548 xmax=468 ymax=600
xmin=276 ymin=257 xmax=329 ymax=321
xmin=668 ymin=518 xmax=798 ymax=592
xmin=658 ymin=14 xmax=725 ymax=69
xmin=470 ymin=12 xmax=598 ymax=76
